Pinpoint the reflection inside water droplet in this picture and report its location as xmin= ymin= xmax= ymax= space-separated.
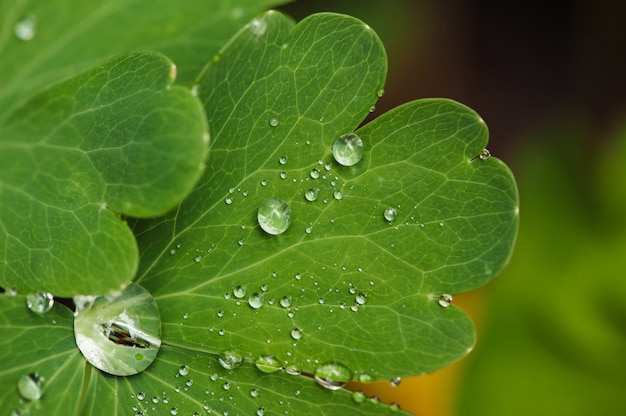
xmin=26 ymin=292 xmax=54 ymax=314
xmin=73 ymin=283 xmax=161 ymax=376
xmin=257 ymin=197 xmax=291 ymax=235
xmin=332 ymin=133 xmax=364 ymax=166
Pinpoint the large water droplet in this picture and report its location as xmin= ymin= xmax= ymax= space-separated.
xmin=178 ymin=365 xmax=190 ymax=376
xmin=26 ymin=292 xmax=54 ymax=314
xmin=74 ymin=283 xmax=161 ymax=376
xmin=233 ymin=285 xmax=247 ymax=299
xmin=310 ymin=168 xmax=320 ymax=179
xmin=280 ymin=295 xmax=293 ymax=308
xmin=255 ymin=354 xmax=282 ymax=373
xmin=314 ymin=362 xmax=352 ymax=390
xmin=218 ymin=350 xmax=243 ymax=370
xmin=14 ymin=15 xmax=37 ymax=41
xmin=290 ymin=327 xmax=303 ymax=340
xmin=257 ymin=197 xmax=291 ymax=235
xmin=355 ymin=292 xmax=368 ymax=305
xmin=268 ymin=117 xmax=279 ymax=127
xmin=248 ymin=293 xmax=265 ymax=309
xmin=332 ymin=133 xmax=364 ymax=166
xmin=438 ymin=294 xmax=453 ymax=308
xmin=17 ymin=373 xmax=44 ymax=400
xmin=304 ymin=188 xmax=318 ymax=202
xmin=383 ymin=207 xmax=397 ymax=222
xmin=479 ymin=148 xmax=491 ymax=160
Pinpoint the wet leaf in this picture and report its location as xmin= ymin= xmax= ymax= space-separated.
xmin=0 ymin=51 xmax=208 ymax=296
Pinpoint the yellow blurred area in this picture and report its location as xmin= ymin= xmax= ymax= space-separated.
xmin=346 ymin=290 xmax=485 ymax=416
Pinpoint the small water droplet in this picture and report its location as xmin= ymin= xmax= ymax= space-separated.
xmin=438 ymin=294 xmax=453 ymax=308
xmin=355 ymin=292 xmax=368 ymax=305
xmin=248 ymin=292 xmax=265 ymax=309
xmin=304 ymin=188 xmax=318 ymax=202
xmin=377 ymin=88 xmax=385 ymax=97
xmin=225 ymin=196 xmax=233 ymax=205
xmin=280 ymin=171 xmax=287 ymax=179
xmin=352 ymin=390 xmax=366 ymax=403
xmin=350 ymin=304 xmax=359 ymax=312
xmin=285 ymin=366 xmax=301 ymax=375
xmin=314 ymin=362 xmax=352 ymax=390
xmin=17 ymin=373 xmax=44 ymax=400
xmin=179 ymin=365 xmax=190 ymax=376
xmin=333 ymin=191 xmax=343 ymax=200
xmin=26 ymin=292 xmax=54 ymax=314
xmin=309 ymin=168 xmax=320 ymax=179
xmin=170 ymin=407 xmax=179 ymax=415
xmin=479 ymin=148 xmax=491 ymax=160
xmin=318 ymin=297 xmax=325 ymax=304
xmin=332 ymin=133 xmax=364 ymax=166
xmin=152 ymin=396 xmax=159 ymax=404
xmin=390 ymin=402 xmax=402 ymax=412
xmin=256 ymin=407 xmax=266 ymax=416
xmin=250 ymin=388 xmax=260 ymax=398
xmin=324 ymin=163 xmax=332 ymax=171
xmin=279 ymin=156 xmax=288 ymax=165
xmin=305 ymin=227 xmax=312 ymax=234
xmin=255 ymin=354 xmax=282 ymax=373
xmin=269 ymin=117 xmax=279 ymax=127
xmin=218 ymin=329 xmax=226 ymax=336
xmin=280 ymin=296 xmax=293 ymax=308
xmin=233 ymin=285 xmax=247 ymax=299
xmin=290 ymin=327 xmax=303 ymax=340
xmin=383 ymin=207 xmax=397 ymax=222
xmin=194 ymin=255 xmax=202 ymax=263
xmin=390 ymin=376 xmax=402 ymax=387
xmin=238 ymin=238 xmax=245 ymax=246
xmin=136 ymin=391 xmax=145 ymax=400
xmin=257 ymin=197 xmax=292 ymax=235
xmin=261 ymin=179 xmax=268 ymax=186
xmin=218 ymin=350 xmax=243 ymax=370
xmin=14 ymin=15 xmax=37 ymax=41
xmin=222 ymin=382 xmax=231 ymax=391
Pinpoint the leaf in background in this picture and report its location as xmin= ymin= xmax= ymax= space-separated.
xmin=0 ymin=295 xmax=85 ymax=416
xmin=0 ymin=51 xmax=208 ymax=296
xmin=0 ymin=0 xmax=292 ymax=114
xmin=131 ymin=11 xmax=518 ymax=409
xmin=456 ymin=120 xmax=626 ymax=415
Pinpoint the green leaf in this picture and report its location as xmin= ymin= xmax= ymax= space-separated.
xmin=0 ymin=295 xmax=85 ymax=416
xmin=133 ymin=10 xmax=518 ymax=394
xmin=0 ymin=51 xmax=208 ymax=296
xmin=0 ymin=0 xmax=291 ymax=114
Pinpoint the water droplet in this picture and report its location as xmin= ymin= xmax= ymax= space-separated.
xmin=390 ymin=402 xmax=401 ymax=412
xmin=218 ymin=329 xmax=226 ymax=336
xmin=216 ymin=310 xmax=224 ymax=318
xmin=479 ymin=148 xmax=491 ymax=160
xmin=218 ymin=350 xmax=243 ymax=370
xmin=6 ymin=287 xmax=18 ymax=296
xmin=377 ymin=88 xmax=385 ymax=97
xmin=190 ymin=84 xmax=200 ymax=97
xmin=305 ymin=227 xmax=312 ymax=234
xmin=333 ymin=191 xmax=343 ymax=200
xmin=73 ymin=295 xmax=96 ymax=312
xmin=74 ymin=283 xmax=161 ymax=376
xmin=222 ymin=382 xmax=231 ymax=391
xmin=355 ymin=292 xmax=368 ymax=305
xmin=438 ymin=294 xmax=453 ymax=308
xmin=238 ymin=238 xmax=245 ymax=246
xmin=318 ymin=297 xmax=325 ymax=304
xmin=390 ymin=376 xmax=402 ymax=387
xmin=332 ymin=133 xmax=364 ymax=166
xmin=170 ymin=407 xmax=179 ymax=415
xmin=250 ymin=388 xmax=260 ymax=398
xmin=304 ymin=188 xmax=318 ymax=202
xmin=309 ymin=168 xmax=320 ymax=179
xmin=137 ymin=392 xmax=145 ymax=400
xmin=194 ymin=255 xmax=202 ymax=263
xmin=26 ymin=292 xmax=54 ymax=314
xmin=225 ymin=196 xmax=233 ymax=205
xmin=233 ymin=285 xmax=247 ymax=299
xmin=324 ymin=163 xmax=332 ymax=171
xmin=179 ymin=365 xmax=190 ymax=376
xmin=352 ymin=390 xmax=366 ymax=403
xmin=152 ymin=396 xmax=159 ymax=404
xmin=256 ymin=407 xmax=266 ymax=416
xmin=17 ymin=373 xmax=44 ymax=400
xmin=350 ymin=304 xmax=359 ymax=312
xmin=260 ymin=283 xmax=269 ymax=292
xmin=285 ymin=365 xmax=301 ymax=376
xmin=257 ymin=197 xmax=292 ymax=235
xmin=383 ymin=207 xmax=397 ymax=222
xmin=290 ymin=327 xmax=303 ymax=340
xmin=314 ymin=362 xmax=352 ymax=390
xmin=269 ymin=117 xmax=279 ymax=127
xmin=248 ymin=292 xmax=265 ymax=309
xmin=279 ymin=156 xmax=288 ymax=165
xmin=261 ymin=179 xmax=268 ymax=186
xmin=280 ymin=296 xmax=293 ymax=308
xmin=255 ymin=354 xmax=282 ymax=373
xmin=14 ymin=15 xmax=37 ymax=41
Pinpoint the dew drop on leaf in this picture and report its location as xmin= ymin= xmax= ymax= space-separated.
xmin=233 ymin=285 xmax=247 ymax=299
xmin=314 ymin=362 xmax=352 ymax=390
xmin=333 ymin=190 xmax=343 ymax=200
xmin=304 ymin=188 xmax=318 ymax=202
xmin=352 ymin=390 xmax=366 ymax=403
xmin=250 ymin=388 xmax=260 ymax=398
xmin=479 ymin=148 xmax=491 ymax=160
xmin=222 ymin=381 xmax=231 ymax=391
xmin=279 ymin=296 xmax=293 ymax=308
xmin=14 ymin=15 xmax=37 ymax=41
xmin=268 ymin=117 xmax=279 ymax=127
xmin=279 ymin=155 xmax=287 ymax=165
xmin=17 ymin=373 xmax=44 ymax=401
xmin=255 ymin=354 xmax=282 ymax=373
xmin=383 ymin=207 xmax=397 ymax=222
xmin=290 ymin=327 xmax=303 ymax=340
xmin=438 ymin=294 xmax=453 ymax=308
xmin=257 ymin=197 xmax=292 ymax=235
xmin=73 ymin=283 xmax=161 ymax=376
xmin=218 ymin=350 xmax=243 ymax=370
xmin=256 ymin=407 xmax=266 ymax=416
xmin=248 ymin=292 xmax=265 ymax=309
xmin=26 ymin=292 xmax=54 ymax=314
xmin=390 ymin=376 xmax=402 ymax=387
xmin=355 ymin=292 xmax=368 ymax=305
xmin=332 ymin=133 xmax=364 ymax=166
xmin=310 ymin=168 xmax=320 ymax=179
xmin=178 ymin=365 xmax=190 ymax=376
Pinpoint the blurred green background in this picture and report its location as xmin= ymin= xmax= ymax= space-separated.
xmin=280 ymin=1 xmax=626 ymax=415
